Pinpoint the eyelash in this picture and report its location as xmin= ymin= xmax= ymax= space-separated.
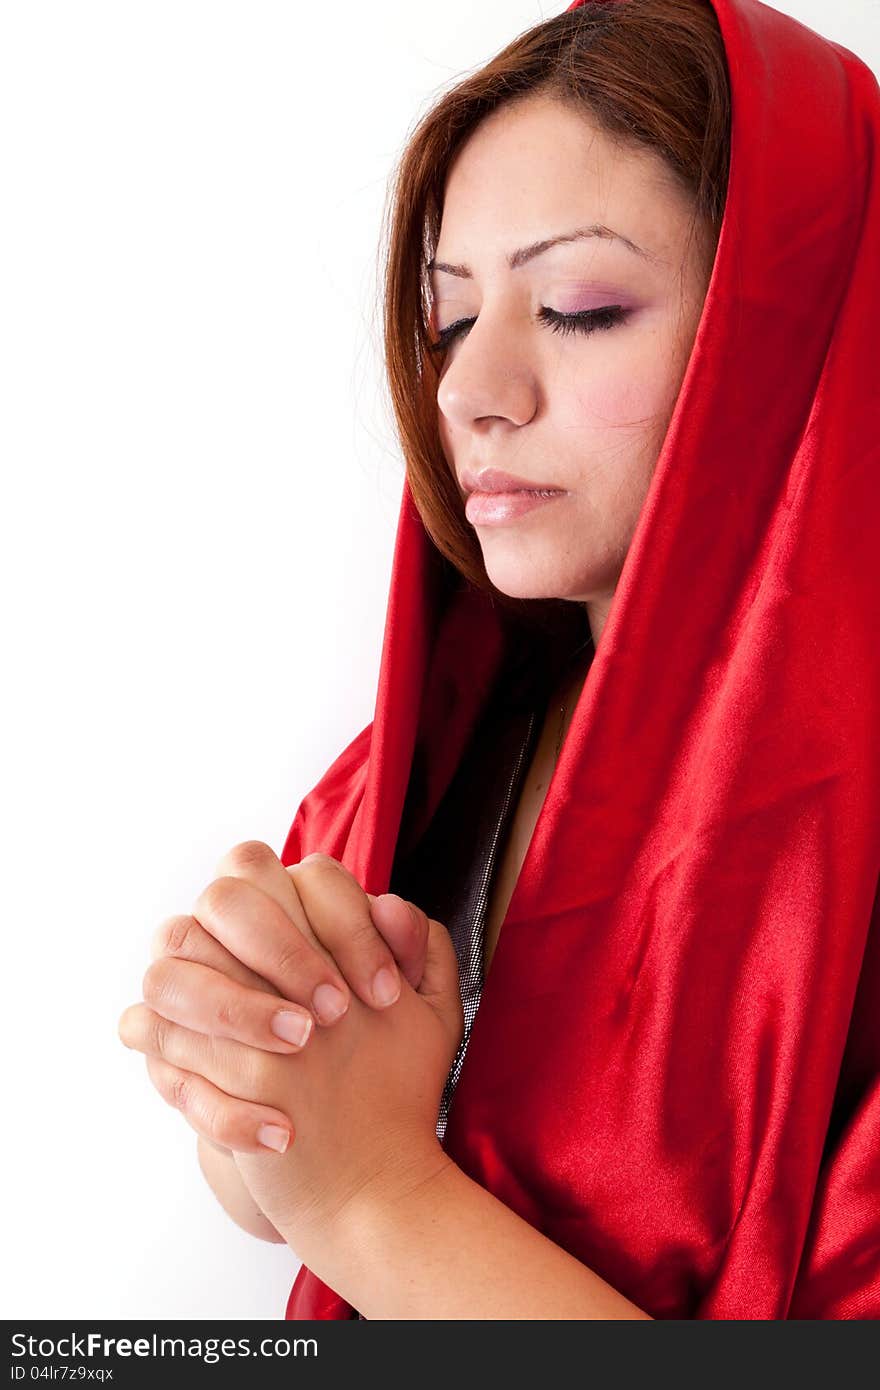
xmin=426 ymin=303 xmax=630 ymax=354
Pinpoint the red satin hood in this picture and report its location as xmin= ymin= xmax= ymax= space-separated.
xmin=281 ymin=0 xmax=880 ymax=1319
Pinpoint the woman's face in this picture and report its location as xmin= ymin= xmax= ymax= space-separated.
xmin=431 ymin=96 xmax=713 ymax=642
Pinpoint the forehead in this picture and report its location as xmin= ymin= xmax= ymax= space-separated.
xmin=433 ymin=97 xmax=692 ymax=279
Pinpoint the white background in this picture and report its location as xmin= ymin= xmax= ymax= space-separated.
xmin=2 ymin=0 xmax=877 ymax=1321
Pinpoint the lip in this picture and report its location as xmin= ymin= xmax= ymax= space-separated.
xmin=465 ymin=487 xmax=567 ymax=527
xmin=459 ymin=466 xmax=563 ymax=495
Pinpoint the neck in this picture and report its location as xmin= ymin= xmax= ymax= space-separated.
xmin=584 ymin=593 xmax=614 ymax=648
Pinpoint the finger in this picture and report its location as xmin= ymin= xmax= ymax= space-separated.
xmin=214 ymin=840 xmax=336 ymax=963
xmin=364 ymin=892 xmax=431 ymax=992
xmin=119 ymin=1002 xmax=282 ymax=1107
xmin=212 ymin=845 xmax=416 ymax=1016
xmin=150 ymin=913 xmax=282 ymax=997
xmin=395 ymin=911 xmax=464 ymax=1061
xmin=141 ymin=956 xmax=314 ymax=1054
xmin=144 ymin=1054 xmax=295 ymax=1155
xmin=289 ymin=854 xmax=405 ymax=1011
xmin=191 ymin=873 xmax=354 ymax=1027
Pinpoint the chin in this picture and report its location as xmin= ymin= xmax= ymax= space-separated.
xmin=482 ymin=564 xmax=578 ymax=603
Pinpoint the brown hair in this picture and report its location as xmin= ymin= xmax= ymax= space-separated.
xmin=378 ymin=0 xmax=731 ymax=645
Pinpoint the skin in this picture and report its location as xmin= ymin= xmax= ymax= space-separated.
xmin=115 ymin=98 xmax=712 ymax=1316
xmin=432 ymin=93 xmax=713 ymax=653
xmin=118 ymin=846 xmax=439 ymax=1157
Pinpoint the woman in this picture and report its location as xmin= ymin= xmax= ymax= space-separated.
xmin=118 ymin=0 xmax=880 ymax=1318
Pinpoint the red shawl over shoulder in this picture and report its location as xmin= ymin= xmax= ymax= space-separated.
xmin=281 ymin=0 xmax=880 ymax=1319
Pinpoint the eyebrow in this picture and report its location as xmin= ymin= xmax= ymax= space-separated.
xmin=427 ymin=223 xmax=659 ymax=278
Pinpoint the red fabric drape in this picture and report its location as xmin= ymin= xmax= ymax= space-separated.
xmin=281 ymin=0 xmax=880 ymax=1319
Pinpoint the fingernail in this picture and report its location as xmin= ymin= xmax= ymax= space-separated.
xmin=372 ymin=964 xmax=400 ymax=1007
xmin=257 ymin=1124 xmax=291 ymax=1154
xmin=312 ymin=982 xmax=348 ymax=1024
xmin=271 ymin=1009 xmax=313 ymax=1047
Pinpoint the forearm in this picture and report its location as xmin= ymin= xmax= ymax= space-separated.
xmin=286 ymin=1149 xmax=652 ymax=1319
xmin=197 ymin=1137 xmax=286 ymax=1244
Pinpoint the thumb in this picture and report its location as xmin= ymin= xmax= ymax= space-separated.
xmin=365 ymin=891 xmax=429 ymax=990
xmin=368 ymin=893 xmax=462 ymax=1036
xmin=418 ymin=912 xmax=464 ymax=1039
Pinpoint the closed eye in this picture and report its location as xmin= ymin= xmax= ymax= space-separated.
xmin=427 ymin=304 xmax=630 ymax=354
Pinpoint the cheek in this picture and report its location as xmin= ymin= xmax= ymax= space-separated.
xmin=570 ymin=354 xmax=682 ymax=436
xmin=561 ymin=354 xmax=681 ymax=536
xmin=567 ymin=308 xmax=693 ymax=434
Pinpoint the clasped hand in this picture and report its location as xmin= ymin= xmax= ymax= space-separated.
xmin=117 ymin=843 xmax=464 ymax=1254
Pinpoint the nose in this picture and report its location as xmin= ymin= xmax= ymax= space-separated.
xmin=435 ymin=321 xmax=539 ymax=432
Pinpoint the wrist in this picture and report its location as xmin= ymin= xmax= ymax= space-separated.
xmin=311 ymin=1141 xmax=465 ymax=1317
xmin=280 ymin=1132 xmax=457 ymax=1278
xmin=358 ymin=1134 xmax=455 ymax=1217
